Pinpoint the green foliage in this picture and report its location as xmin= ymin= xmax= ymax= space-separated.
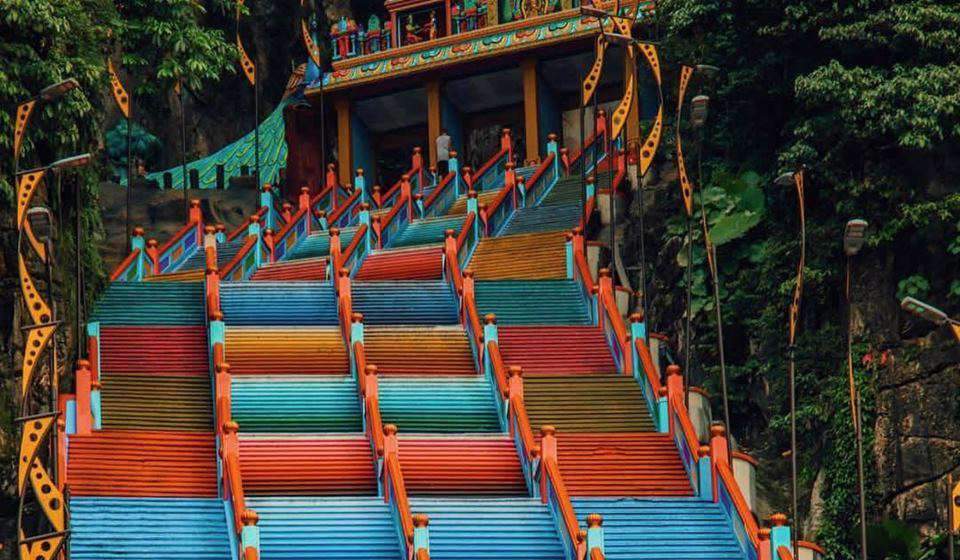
xmin=896 ymin=275 xmax=930 ymax=301
xmin=104 ymin=120 xmax=163 ymax=172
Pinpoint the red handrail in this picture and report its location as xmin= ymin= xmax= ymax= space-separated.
xmin=487 ymin=341 xmax=509 ymax=399
xmin=455 ymin=212 xmax=475 ymax=251
xmin=422 ymin=171 xmax=455 ymax=211
xmin=274 ymin=206 xmax=309 ymax=242
xmin=310 ymin=183 xmax=334 ymax=210
xmin=777 ymin=546 xmax=794 ymax=560
xmin=228 ymin=207 xmax=267 ymax=242
xmin=508 ymin=396 xmax=537 ymax=461
xmin=110 ymin=248 xmax=141 ymax=281
xmin=717 ymin=459 xmax=761 ymax=549
xmin=385 ymin=453 xmax=415 ymax=545
xmin=567 ymin=130 xmax=603 ymax=169
xmin=157 ymin=221 xmax=199 ymax=256
xmin=543 ymin=457 xmax=584 ymax=555
xmin=380 ymin=163 xmax=420 ymax=207
xmin=461 ymin=289 xmax=483 ymax=350
xmin=668 ymin=392 xmax=701 ymax=462
xmin=329 ymin=189 xmax=361 ymax=224
xmin=221 ymin=236 xmax=257 ymax=278
xmin=340 ymin=223 xmax=368 ymax=271
xmin=473 ymin=146 xmax=508 ymax=182
xmin=634 ymin=338 xmax=662 ymax=397
xmin=590 ymin=548 xmax=605 ymax=560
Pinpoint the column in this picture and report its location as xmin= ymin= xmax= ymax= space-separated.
xmin=335 ymin=97 xmax=352 ymax=186
xmin=521 ymin=58 xmax=540 ymax=163
xmin=427 ymin=79 xmax=442 ymax=168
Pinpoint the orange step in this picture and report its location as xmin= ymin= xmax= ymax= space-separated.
xmin=398 ymin=436 xmax=526 ymax=495
xmin=550 ymin=433 xmax=693 ymax=497
xmin=446 ymin=190 xmax=500 ymax=216
xmin=355 ymin=247 xmax=442 ymax=281
xmin=66 ymin=429 xmax=218 ymax=497
xmin=239 ymin=435 xmax=377 ymax=495
xmin=226 ymin=327 xmax=349 ymax=375
xmin=100 ymin=326 xmax=208 ymax=376
xmin=497 ymin=326 xmax=616 ymax=375
xmin=363 ymin=327 xmax=476 ymax=377
xmin=250 ymin=258 xmax=328 ymax=281
xmin=466 ymin=232 xmax=567 ymax=280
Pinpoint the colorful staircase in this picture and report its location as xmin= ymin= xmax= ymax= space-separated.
xmin=90 ymin=282 xmax=206 ymax=325
xmin=474 ymin=280 xmax=593 ymax=325
xmin=220 ymin=282 xmax=339 ymax=325
xmin=250 ymin=256 xmax=328 ymax=281
xmin=286 ymin=226 xmax=357 ymax=260
xmin=352 ymin=281 xmax=459 ymax=324
xmin=466 ymin=231 xmax=567 ymax=280
xmin=355 ymin=245 xmax=442 ymax=281
xmin=388 ymin=215 xmax=465 ymax=248
xmin=239 ymin=434 xmax=377 ymax=495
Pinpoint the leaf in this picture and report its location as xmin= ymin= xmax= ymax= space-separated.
xmin=710 ymin=210 xmax=763 ymax=245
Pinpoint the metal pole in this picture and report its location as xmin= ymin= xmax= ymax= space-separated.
xmin=949 ymin=472 xmax=956 ymax=560
xmin=684 ymin=211 xmax=692 ymax=406
xmin=44 ymin=237 xmax=58 ymax=484
xmin=789 ymin=344 xmax=799 ymax=552
xmin=635 ymin=49 xmax=648 ymax=341
xmin=179 ymin=85 xmax=188 ymax=221
xmin=847 ymin=256 xmax=869 ymax=560
xmin=75 ymin=175 xmax=83 ymax=363
xmin=126 ymin=110 xmax=133 ymax=246
xmin=320 ymin=70 xmax=327 ymax=187
xmin=254 ymin=61 xmax=261 ymax=191
xmin=579 ymin=70 xmax=586 ymax=215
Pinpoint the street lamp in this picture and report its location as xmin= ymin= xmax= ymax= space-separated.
xmin=900 ymin=296 xmax=959 ymax=331
xmin=774 ymin=167 xmax=806 ymax=554
xmin=843 ymin=217 xmax=870 ymax=560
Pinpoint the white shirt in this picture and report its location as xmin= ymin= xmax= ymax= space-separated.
xmin=436 ymin=133 xmax=451 ymax=161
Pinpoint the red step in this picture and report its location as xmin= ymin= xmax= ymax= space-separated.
xmin=100 ymin=326 xmax=208 ymax=376
xmin=364 ymin=327 xmax=476 ymax=377
xmin=398 ymin=436 xmax=526 ymax=495
xmin=66 ymin=429 xmax=218 ymax=497
xmin=239 ymin=435 xmax=377 ymax=495
xmin=549 ymin=433 xmax=693 ymax=497
xmin=250 ymin=258 xmax=328 ymax=281
xmin=497 ymin=326 xmax=616 ymax=375
xmin=355 ymin=247 xmax=442 ymax=281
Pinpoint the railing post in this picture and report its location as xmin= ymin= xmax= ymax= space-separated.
xmin=412 ymin=146 xmax=424 ymax=188
xmin=508 ymin=365 xmax=524 ymax=402
xmin=505 ymin=161 xmax=516 ymax=190
xmin=697 ymin=445 xmax=713 ymax=499
xmin=351 ymin=312 xmax=365 ymax=375
xmin=516 ymin=176 xmax=527 ymax=208
xmin=657 ymin=386 xmax=669 ymax=434
xmin=401 ymin=174 xmax=413 ymax=221
xmin=91 ymin=379 xmax=102 ymax=430
xmin=241 ymin=510 xmax=261 ymax=560
xmin=189 ymin=198 xmax=202 ymax=224
xmin=215 ymin=224 xmax=227 ymax=244
xmin=483 ymin=314 xmax=498 ymax=344
xmin=314 ymin=209 xmax=329 ymax=231
xmin=586 ymin=513 xmax=604 ymax=556
xmin=262 ymin=228 xmax=275 ymax=264
xmin=539 ymin=425 xmax=556 ymax=501
xmin=246 ymin=215 xmax=261 ymax=239
xmin=413 ymin=514 xmax=430 ymax=556
xmin=327 ymin=163 xmax=339 ymax=209
xmin=586 ymin=175 xmax=596 ymax=200
xmin=414 ymin=193 xmax=425 ymax=219
xmin=205 ymin=229 xmax=221 ymax=316
xmin=710 ymin=422 xmax=730 ymax=501
xmin=130 ymin=227 xmax=146 ymax=280
xmin=146 ymin=238 xmax=159 ymax=275
xmin=260 ymin=184 xmax=275 ymax=230
xmin=462 ymin=166 xmax=473 ymax=191
xmin=329 ymin=227 xmax=342 ymax=273
xmin=759 ymin=528 xmax=773 ymax=560
xmin=560 ymin=147 xmax=570 ymax=176
xmin=281 ymin=202 xmax=293 ymax=224
xmin=75 ymin=360 xmax=92 ymax=435
xmin=565 ymin=231 xmax=575 ymax=279
xmin=466 ymin=190 xmax=479 ymax=216
xmin=355 ymin=168 xmax=366 ymax=203
xmin=769 ymin=513 xmax=792 ymax=556
xmin=372 ymin=185 xmax=383 ymax=209
xmin=449 ymin=150 xmax=460 ymax=195
xmin=299 ymin=187 xmax=312 ymax=234
xmin=86 ymin=322 xmax=100 ymax=383
xmin=501 ymin=128 xmax=513 ymax=161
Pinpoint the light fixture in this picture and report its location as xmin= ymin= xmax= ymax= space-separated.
xmin=49 ymin=153 xmax=92 ymax=172
xmin=38 ymin=78 xmax=80 ymax=103
xmin=900 ymin=297 xmax=952 ymax=326
xmin=843 ymin=219 xmax=868 ymax=256
xmin=26 ymin=207 xmax=55 ymax=243
xmin=690 ymin=95 xmax=710 ymax=128
xmin=774 ymin=172 xmax=796 ymax=187
xmin=694 ymin=64 xmax=720 ymax=79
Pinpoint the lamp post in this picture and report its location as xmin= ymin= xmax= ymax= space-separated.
xmin=177 ymin=79 xmax=189 ymax=221
xmin=775 ymin=168 xmax=806 ymax=554
xmin=843 ymin=217 xmax=870 ymax=560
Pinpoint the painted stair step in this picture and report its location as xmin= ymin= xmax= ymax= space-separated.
xmin=225 ymin=327 xmax=348 ymax=375
xmin=379 ymin=377 xmax=500 ymax=432
xmin=352 ymin=281 xmax=459 ymax=325
xmin=572 ymin=498 xmax=747 ymax=559
xmin=446 ymin=190 xmax=500 ymax=216
xmin=176 ymin=236 xmax=248 ymax=272
xmin=523 ymin=375 xmax=654 ymax=432
xmin=100 ymin=326 xmax=208 ymax=376
xmin=410 ymin=498 xmax=565 ymax=560
xmin=548 ymin=433 xmax=693 ymax=497
xmin=286 ymin=227 xmax=357 ymax=260
xmin=247 ymin=497 xmax=401 ymax=559
xmin=466 ymin=232 xmax=567 ymax=280
xmin=474 ymin=280 xmax=592 ymax=325
xmin=100 ymin=373 xmax=213 ymax=431
xmin=364 ymin=326 xmax=476 ymax=377
xmin=70 ymin=497 xmax=232 ymax=559
xmin=398 ymin=436 xmax=526 ymax=496
xmin=251 ymin=257 xmax=329 ymax=281
xmin=231 ymin=376 xmax=362 ymax=432
xmin=90 ymin=281 xmax=205 ymax=325
xmin=142 ymin=268 xmax=205 ymax=282
xmin=500 ymin=204 xmax=582 ymax=236
xmin=355 ymin=246 xmax=443 ymax=281
xmin=67 ymin=429 xmax=218 ymax=497
xmin=220 ymin=282 xmax=339 ymax=326
xmin=497 ymin=326 xmax=616 ymax=375
xmin=389 ymin=215 xmax=465 ymax=248
xmin=542 ymin=173 xmax=612 ymax=207
xmin=240 ymin=434 xmax=377 ymax=495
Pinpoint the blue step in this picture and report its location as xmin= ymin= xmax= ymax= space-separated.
xmin=69 ymin=497 xmax=232 ymax=559
xmin=500 ymin=204 xmax=582 ymax=236
xmin=571 ymin=498 xmax=748 ymax=560
xmin=410 ymin=498 xmax=565 ymax=560
xmin=287 ymin=227 xmax=358 ymax=260
xmin=176 ymin=236 xmax=248 ymax=271
xmin=90 ymin=282 xmax=205 ymax=325
xmin=221 ymin=282 xmax=339 ymax=325
xmin=352 ymin=281 xmax=459 ymax=325
xmin=379 ymin=377 xmax=501 ymax=432
xmin=474 ymin=280 xmax=592 ymax=325
xmin=248 ymin=497 xmax=401 ymax=560
xmin=232 ymin=376 xmax=361 ymax=432
xmin=390 ymin=216 xmax=465 ymax=249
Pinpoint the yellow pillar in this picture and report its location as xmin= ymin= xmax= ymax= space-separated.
xmin=335 ymin=98 xmax=352 ymax=187
xmin=427 ymin=80 xmax=442 ymax=168
xmin=521 ymin=58 xmax=540 ymax=164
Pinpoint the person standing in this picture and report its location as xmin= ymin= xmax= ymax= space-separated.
xmin=436 ymin=129 xmax=452 ymax=176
